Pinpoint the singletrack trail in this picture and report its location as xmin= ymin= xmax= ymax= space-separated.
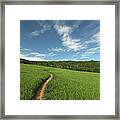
xmin=36 ymin=73 xmax=53 ymax=100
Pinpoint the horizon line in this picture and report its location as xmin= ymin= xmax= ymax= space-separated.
xmin=20 ymin=58 xmax=100 ymax=62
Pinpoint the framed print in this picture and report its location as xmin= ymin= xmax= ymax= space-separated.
xmin=0 ymin=0 xmax=120 ymax=119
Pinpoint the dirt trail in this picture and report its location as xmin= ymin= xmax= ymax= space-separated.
xmin=36 ymin=73 xmax=53 ymax=100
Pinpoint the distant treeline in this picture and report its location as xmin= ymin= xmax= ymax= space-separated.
xmin=20 ymin=58 xmax=100 ymax=73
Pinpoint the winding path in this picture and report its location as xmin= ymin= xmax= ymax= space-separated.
xmin=36 ymin=73 xmax=53 ymax=100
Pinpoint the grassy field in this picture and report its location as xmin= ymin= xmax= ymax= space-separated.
xmin=20 ymin=64 xmax=49 ymax=100
xmin=20 ymin=64 xmax=100 ymax=100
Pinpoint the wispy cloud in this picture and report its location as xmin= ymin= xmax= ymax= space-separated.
xmin=30 ymin=30 xmax=40 ymax=36
xmin=29 ymin=52 xmax=46 ymax=57
xmin=79 ymin=46 xmax=100 ymax=59
xmin=29 ymin=21 xmax=52 ymax=37
xmin=20 ymin=53 xmax=46 ymax=61
xmin=88 ymin=46 xmax=100 ymax=52
xmin=48 ymin=47 xmax=65 ymax=53
xmin=54 ymin=21 xmax=81 ymax=52
xmin=80 ymin=56 xmax=89 ymax=59
xmin=20 ymin=48 xmax=32 ymax=52
xmin=20 ymin=48 xmax=46 ymax=61
xmin=54 ymin=23 xmax=72 ymax=35
xmin=21 ymin=20 xmax=100 ymax=61
xmin=75 ymin=31 xmax=100 ymax=57
xmin=40 ymin=24 xmax=51 ymax=33
xmin=84 ymin=32 xmax=100 ymax=46
xmin=47 ymin=52 xmax=56 ymax=57
xmin=28 ymin=21 xmax=99 ymax=53
xmin=62 ymin=35 xmax=81 ymax=51
xmin=72 ymin=21 xmax=83 ymax=29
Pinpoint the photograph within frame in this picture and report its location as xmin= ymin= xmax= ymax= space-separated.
xmin=1 ymin=0 xmax=119 ymax=119
xmin=20 ymin=20 xmax=100 ymax=100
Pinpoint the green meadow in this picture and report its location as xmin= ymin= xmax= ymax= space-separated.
xmin=20 ymin=64 xmax=100 ymax=100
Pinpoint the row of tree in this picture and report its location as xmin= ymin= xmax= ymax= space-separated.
xmin=20 ymin=58 xmax=100 ymax=73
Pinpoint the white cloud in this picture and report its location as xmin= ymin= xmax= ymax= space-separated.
xmin=92 ymin=32 xmax=100 ymax=39
xmin=20 ymin=53 xmax=46 ymax=61
xmin=48 ymin=52 xmax=56 ymax=57
xmin=58 ymin=58 xmax=87 ymax=61
xmin=76 ymin=45 xmax=100 ymax=59
xmin=54 ymin=21 xmax=81 ymax=52
xmin=29 ymin=21 xmax=85 ymax=52
xmin=75 ymin=32 xmax=100 ymax=54
xmin=53 ymin=58 xmax=72 ymax=61
xmin=81 ymin=46 xmax=100 ymax=57
xmin=35 ymin=54 xmax=45 ymax=57
xmin=88 ymin=46 xmax=100 ymax=52
xmin=20 ymin=48 xmax=32 ymax=52
xmin=20 ymin=49 xmax=46 ymax=61
xmin=72 ymin=21 xmax=83 ymax=29
xmin=80 ymin=56 xmax=89 ymax=59
xmin=48 ymin=47 xmax=65 ymax=52
xmin=84 ymin=32 xmax=100 ymax=45
xmin=62 ymin=34 xmax=81 ymax=51
xmin=29 ymin=22 xmax=52 ymax=37
xmin=54 ymin=23 xmax=72 ymax=35
xmin=29 ymin=52 xmax=38 ymax=55
xmin=21 ymin=56 xmax=45 ymax=61
xmin=30 ymin=30 xmax=40 ymax=36
xmin=41 ymin=24 xmax=51 ymax=33
xmin=29 ymin=52 xmax=46 ymax=57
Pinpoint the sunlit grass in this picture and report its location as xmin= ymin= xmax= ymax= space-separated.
xmin=20 ymin=64 xmax=100 ymax=100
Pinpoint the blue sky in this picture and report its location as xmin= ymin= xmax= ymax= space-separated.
xmin=20 ymin=20 xmax=100 ymax=61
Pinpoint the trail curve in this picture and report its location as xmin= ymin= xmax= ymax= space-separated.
xmin=36 ymin=73 xmax=53 ymax=100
